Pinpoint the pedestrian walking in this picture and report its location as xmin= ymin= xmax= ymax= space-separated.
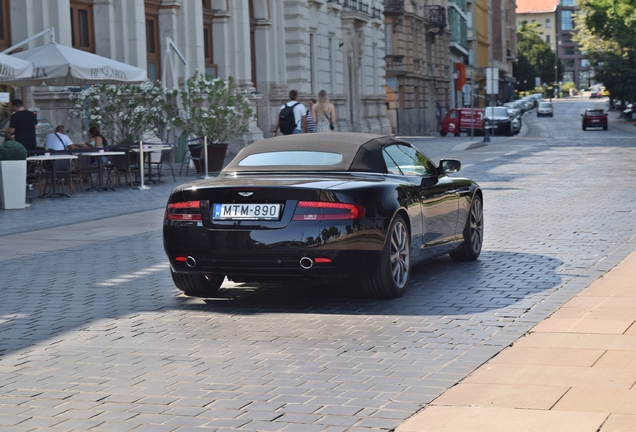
xmin=312 ymin=90 xmax=336 ymax=133
xmin=272 ymin=90 xmax=307 ymax=136
xmin=307 ymin=98 xmax=316 ymax=133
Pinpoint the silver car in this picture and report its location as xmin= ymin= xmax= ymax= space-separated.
xmin=537 ymin=101 xmax=554 ymax=117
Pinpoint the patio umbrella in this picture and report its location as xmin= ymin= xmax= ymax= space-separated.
xmin=0 ymin=53 xmax=33 ymax=79
xmin=161 ymin=47 xmax=178 ymax=90
xmin=0 ymin=42 xmax=147 ymax=86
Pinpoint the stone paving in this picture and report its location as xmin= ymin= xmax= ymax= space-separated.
xmin=1 ymin=99 xmax=636 ymax=431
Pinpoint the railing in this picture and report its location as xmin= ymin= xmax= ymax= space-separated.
xmin=383 ymin=0 xmax=404 ymax=13
xmin=423 ymin=5 xmax=446 ymax=28
xmin=330 ymin=0 xmax=379 ymax=18
xmin=385 ymin=54 xmax=406 ymax=74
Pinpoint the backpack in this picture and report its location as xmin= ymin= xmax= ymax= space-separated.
xmin=279 ymin=102 xmax=300 ymax=135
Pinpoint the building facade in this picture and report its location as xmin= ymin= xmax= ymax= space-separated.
xmin=384 ymin=0 xmax=452 ymax=136
xmin=1 ymin=0 xmax=390 ymax=151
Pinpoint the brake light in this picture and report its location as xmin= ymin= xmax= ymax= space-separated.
xmin=292 ymin=201 xmax=364 ymax=221
xmin=165 ymin=201 xmax=202 ymax=221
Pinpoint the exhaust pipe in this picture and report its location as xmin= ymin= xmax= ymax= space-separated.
xmin=186 ymin=256 xmax=197 ymax=268
xmin=299 ymin=257 xmax=314 ymax=269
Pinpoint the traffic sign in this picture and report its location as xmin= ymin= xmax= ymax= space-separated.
xmin=462 ymin=84 xmax=472 ymax=93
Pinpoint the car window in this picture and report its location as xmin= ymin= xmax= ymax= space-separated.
xmin=485 ymin=107 xmax=509 ymax=117
xmin=238 ymin=151 xmax=343 ymax=166
xmin=539 ymin=102 xmax=552 ymax=108
xmin=383 ymin=144 xmax=437 ymax=177
xmin=586 ymin=110 xmax=604 ymax=116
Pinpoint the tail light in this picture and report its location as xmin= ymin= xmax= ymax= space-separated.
xmin=165 ymin=200 xmax=202 ymax=221
xmin=292 ymin=201 xmax=364 ymax=221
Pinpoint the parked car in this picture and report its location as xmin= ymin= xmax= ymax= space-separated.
xmin=581 ymin=108 xmax=608 ymax=130
xmin=484 ymin=107 xmax=514 ymax=136
xmin=163 ymin=133 xmax=483 ymax=299
xmin=537 ymin=102 xmax=554 ymax=117
xmin=506 ymin=107 xmax=522 ymax=134
xmin=440 ymin=108 xmax=485 ymax=136
xmin=590 ymin=90 xmax=603 ymax=99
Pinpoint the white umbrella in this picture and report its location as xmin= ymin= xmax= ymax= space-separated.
xmin=0 ymin=42 xmax=147 ymax=86
xmin=161 ymin=47 xmax=178 ymax=90
xmin=0 ymin=53 xmax=33 ymax=79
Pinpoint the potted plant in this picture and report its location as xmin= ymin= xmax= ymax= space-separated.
xmin=0 ymin=140 xmax=28 ymax=209
xmin=164 ymin=72 xmax=254 ymax=173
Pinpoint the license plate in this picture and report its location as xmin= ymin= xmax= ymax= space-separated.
xmin=213 ymin=203 xmax=282 ymax=220
xmin=591 ymin=119 xmax=599 ymax=122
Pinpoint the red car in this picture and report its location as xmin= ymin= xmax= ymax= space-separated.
xmin=581 ymin=108 xmax=608 ymax=130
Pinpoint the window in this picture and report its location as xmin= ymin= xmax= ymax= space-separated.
xmin=546 ymin=35 xmax=550 ymax=44
xmin=545 ymin=18 xmax=551 ymax=28
xmin=238 ymin=151 xmax=343 ymax=167
xmin=383 ymin=145 xmax=436 ymax=177
xmin=560 ymin=0 xmax=576 ymax=5
xmin=203 ymin=2 xmax=218 ymax=78
xmin=145 ymin=1 xmax=161 ymax=82
xmin=564 ymin=46 xmax=575 ymax=55
xmin=561 ymin=10 xmax=573 ymax=30
xmin=581 ymin=58 xmax=590 ymax=67
xmin=565 ymin=59 xmax=574 ymax=67
xmin=0 ymin=0 xmax=10 ymax=49
xmin=70 ymin=1 xmax=94 ymax=52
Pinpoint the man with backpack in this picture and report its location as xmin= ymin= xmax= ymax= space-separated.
xmin=272 ymin=90 xmax=307 ymax=136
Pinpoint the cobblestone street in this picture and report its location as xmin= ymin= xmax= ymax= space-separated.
xmin=1 ymin=99 xmax=636 ymax=431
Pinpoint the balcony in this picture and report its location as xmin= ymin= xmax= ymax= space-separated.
xmin=385 ymin=54 xmax=406 ymax=75
xmin=423 ymin=5 xmax=446 ymax=29
xmin=384 ymin=0 xmax=404 ymax=13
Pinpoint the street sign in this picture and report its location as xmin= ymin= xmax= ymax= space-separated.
xmin=462 ymin=84 xmax=472 ymax=93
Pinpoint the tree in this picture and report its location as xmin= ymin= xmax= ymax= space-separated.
xmin=165 ymin=72 xmax=254 ymax=144
xmin=515 ymin=20 xmax=562 ymax=89
xmin=575 ymin=0 xmax=636 ymax=101
xmin=69 ymin=82 xmax=167 ymax=145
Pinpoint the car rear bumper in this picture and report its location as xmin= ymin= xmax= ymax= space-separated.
xmin=163 ymin=223 xmax=386 ymax=278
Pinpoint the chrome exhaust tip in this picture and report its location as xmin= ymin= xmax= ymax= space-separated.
xmin=299 ymin=257 xmax=314 ymax=269
xmin=186 ymin=256 xmax=197 ymax=268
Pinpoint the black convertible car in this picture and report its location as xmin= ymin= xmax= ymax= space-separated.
xmin=163 ymin=133 xmax=483 ymax=298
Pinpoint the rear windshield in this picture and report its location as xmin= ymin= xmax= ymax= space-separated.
xmin=238 ymin=151 xmax=344 ymax=167
xmin=587 ymin=110 xmax=604 ymax=116
xmin=485 ymin=107 xmax=509 ymax=117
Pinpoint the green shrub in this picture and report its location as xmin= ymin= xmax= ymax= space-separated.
xmin=0 ymin=140 xmax=28 ymax=161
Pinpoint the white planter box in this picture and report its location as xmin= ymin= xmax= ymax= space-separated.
xmin=0 ymin=160 xmax=27 ymax=209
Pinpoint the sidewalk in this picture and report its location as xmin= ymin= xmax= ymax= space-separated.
xmin=397 ymin=249 xmax=636 ymax=432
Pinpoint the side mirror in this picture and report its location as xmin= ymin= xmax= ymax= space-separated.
xmin=440 ymin=159 xmax=461 ymax=173
xmin=580 ymin=114 xmax=584 ymax=117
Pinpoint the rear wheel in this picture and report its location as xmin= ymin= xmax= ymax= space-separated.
xmin=582 ymin=124 xmax=586 ymax=130
xmin=603 ymin=124 xmax=608 ymax=130
xmin=450 ymin=195 xmax=483 ymax=261
xmin=440 ymin=131 xmax=447 ymax=136
xmin=361 ymin=215 xmax=410 ymax=298
xmin=171 ymin=269 xmax=223 ymax=298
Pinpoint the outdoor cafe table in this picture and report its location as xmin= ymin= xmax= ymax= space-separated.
xmin=26 ymin=154 xmax=78 ymax=198
xmin=129 ymin=145 xmax=172 ymax=184
xmin=76 ymin=151 xmax=125 ymax=192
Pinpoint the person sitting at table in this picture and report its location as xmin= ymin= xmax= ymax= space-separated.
xmin=44 ymin=125 xmax=73 ymax=151
xmin=87 ymin=126 xmax=109 ymax=148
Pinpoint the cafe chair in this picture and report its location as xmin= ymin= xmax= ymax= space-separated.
xmin=108 ymin=150 xmax=139 ymax=186
xmin=39 ymin=158 xmax=82 ymax=197
xmin=150 ymin=145 xmax=177 ymax=182
xmin=179 ymin=146 xmax=194 ymax=176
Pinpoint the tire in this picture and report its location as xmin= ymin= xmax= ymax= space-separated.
xmin=440 ymin=131 xmax=447 ymax=137
xmin=603 ymin=125 xmax=608 ymax=130
xmin=361 ymin=215 xmax=410 ymax=298
xmin=171 ymin=269 xmax=223 ymax=298
xmin=450 ymin=195 xmax=483 ymax=261
xmin=454 ymin=132 xmax=460 ymax=137
xmin=507 ymin=124 xmax=514 ymax=136
xmin=550 ymin=114 xmax=553 ymax=117
xmin=582 ymin=124 xmax=586 ymax=130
